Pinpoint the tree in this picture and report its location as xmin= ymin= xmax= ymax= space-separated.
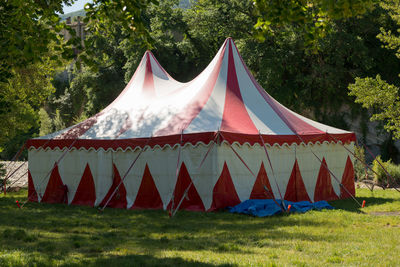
xmin=253 ymin=0 xmax=377 ymax=48
xmin=0 ymin=0 xmax=158 ymax=154
xmin=0 ymin=59 xmax=58 ymax=145
xmin=51 ymin=0 xmax=399 ymax=134
xmin=349 ymin=0 xmax=400 ymax=139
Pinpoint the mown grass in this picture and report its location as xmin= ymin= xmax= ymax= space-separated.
xmin=0 ymin=189 xmax=400 ymax=266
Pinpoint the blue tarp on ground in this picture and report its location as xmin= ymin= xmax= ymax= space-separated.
xmin=228 ymin=199 xmax=334 ymax=217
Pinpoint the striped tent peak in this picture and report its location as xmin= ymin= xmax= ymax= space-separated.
xmin=37 ymin=50 xmax=184 ymax=140
xmin=33 ymin=38 xmax=353 ymax=144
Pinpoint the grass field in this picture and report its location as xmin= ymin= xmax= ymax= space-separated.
xmin=1 ymin=189 xmax=400 ymax=266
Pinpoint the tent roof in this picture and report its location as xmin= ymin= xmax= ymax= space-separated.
xmin=28 ymin=38 xmax=355 ymax=150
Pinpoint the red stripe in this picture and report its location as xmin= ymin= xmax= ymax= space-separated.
xmin=41 ymin=164 xmax=66 ymax=204
xmin=99 ymin=164 xmax=127 ymax=209
xmin=167 ymin=162 xmax=205 ymax=211
xmin=71 ymin=163 xmax=96 ymax=206
xmin=284 ymin=159 xmax=311 ymax=202
xmin=27 ymin=170 xmax=38 ymax=202
xmin=314 ymin=157 xmax=339 ymax=202
xmin=250 ymin=162 xmax=274 ymax=199
xmin=56 ymin=113 xmax=103 ymax=139
xmin=142 ymin=53 xmax=156 ymax=98
xmin=154 ymin=42 xmax=228 ymax=136
xmin=27 ymin=132 xmax=356 ymax=151
xmin=230 ymin=40 xmax=323 ymax=135
xmin=208 ymin=162 xmax=241 ymax=211
xmin=132 ymin=164 xmax=163 ymax=209
xmin=220 ymin=40 xmax=258 ymax=134
xmin=340 ymin=156 xmax=355 ymax=199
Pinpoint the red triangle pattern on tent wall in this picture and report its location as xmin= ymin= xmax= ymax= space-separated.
xmin=340 ymin=156 xmax=356 ymax=199
xmin=167 ymin=162 xmax=205 ymax=211
xmin=71 ymin=163 xmax=96 ymax=206
xmin=99 ymin=164 xmax=127 ymax=209
xmin=41 ymin=164 xmax=67 ymax=204
xmin=27 ymin=170 xmax=38 ymax=202
xmin=250 ymin=162 xmax=274 ymax=199
xmin=131 ymin=163 xmax=163 ymax=209
xmin=208 ymin=162 xmax=241 ymax=211
xmin=314 ymin=158 xmax=339 ymax=202
xmin=284 ymin=159 xmax=311 ymax=202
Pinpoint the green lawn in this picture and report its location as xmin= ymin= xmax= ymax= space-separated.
xmin=0 ymin=189 xmax=400 ymax=266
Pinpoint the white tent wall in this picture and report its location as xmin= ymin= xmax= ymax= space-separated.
xmin=28 ymin=141 xmax=355 ymax=210
xmin=28 ymin=148 xmax=63 ymax=202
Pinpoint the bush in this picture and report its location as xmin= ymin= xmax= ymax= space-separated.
xmin=372 ymin=156 xmax=400 ymax=187
xmin=354 ymin=146 xmax=370 ymax=181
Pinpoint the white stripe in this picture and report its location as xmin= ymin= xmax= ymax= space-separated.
xmin=28 ymin=149 xmax=63 ymax=202
xmin=142 ymin=146 xmax=180 ymax=209
xmin=113 ymin=150 xmax=146 ymax=209
xmin=295 ymin=144 xmax=322 ymax=201
xmin=118 ymin=41 xmax=228 ymax=138
xmin=149 ymin=55 xmax=184 ymax=97
xmin=324 ymin=143 xmax=350 ymax=196
xmin=231 ymin=41 xmax=294 ymax=135
xmin=37 ymin=125 xmax=75 ymax=139
xmin=57 ymin=149 xmax=91 ymax=204
xmin=291 ymin=111 xmax=351 ymax=134
xmin=79 ymin=56 xmax=149 ymax=139
xmin=184 ymin=44 xmax=229 ymax=133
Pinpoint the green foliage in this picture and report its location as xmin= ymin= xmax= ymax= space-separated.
xmin=354 ymin=146 xmax=369 ymax=181
xmin=253 ymin=0 xmax=377 ymax=49
xmin=348 ymin=0 xmax=400 ymax=140
xmin=349 ymin=75 xmax=400 ymax=139
xmin=0 ymin=0 xmax=80 ymax=83
xmin=0 ymin=59 xmax=57 ymax=148
xmin=53 ymin=109 xmax=66 ymax=132
xmin=0 ymin=0 xmax=155 ymax=155
xmin=82 ymin=0 xmax=158 ymax=63
xmin=0 ymin=162 xmax=6 ymax=189
xmin=372 ymin=155 xmax=400 ymax=186
xmin=39 ymin=108 xmax=54 ymax=137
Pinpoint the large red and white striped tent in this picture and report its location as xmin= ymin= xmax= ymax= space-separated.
xmin=27 ymin=38 xmax=356 ymax=211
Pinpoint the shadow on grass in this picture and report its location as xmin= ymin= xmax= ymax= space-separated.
xmin=63 ymin=254 xmax=235 ymax=267
xmin=2 ymin=189 xmax=396 ymax=265
xmin=330 ymin=194 xmax=398 ymax=213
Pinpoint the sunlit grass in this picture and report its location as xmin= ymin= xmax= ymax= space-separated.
xmin=0 ymin=189 xmax=399 ymax=266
